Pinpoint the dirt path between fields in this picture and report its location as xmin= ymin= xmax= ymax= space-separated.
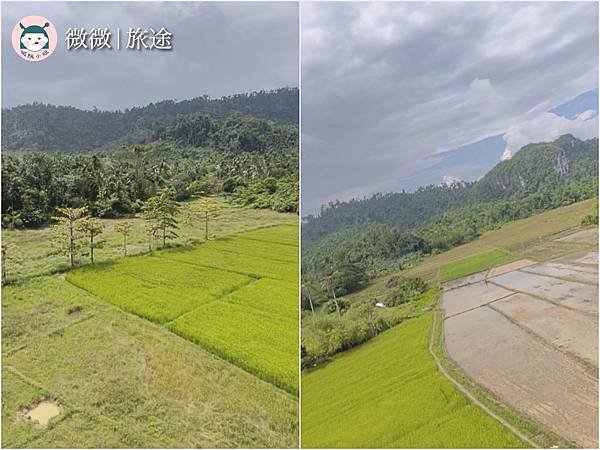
xmin=428 ymin=311 xmax=539 ymax=448
xmin=440 ymin=248 xmax=598 ymax=448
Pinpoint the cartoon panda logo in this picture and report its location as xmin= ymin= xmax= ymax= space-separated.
xmin=12 ymin=16 xmax=57 ymax=61
xmin=19 ymin=22 xmax=50 ymax=52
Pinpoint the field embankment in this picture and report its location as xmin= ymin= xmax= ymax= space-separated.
xmin=440 ymin=226 xmax=598 ymax=448
xmin=301 ymin=200 xmax=597 ymax=448
xmin=301 ymin=313 xmax=526 ymax=448
xmin=3 ymin=212 xmax=299 ymax=447
xmin=67 ymin=224 xmax=299 ymax=394
xmin=3 ymin=275 xmax=298 ymax=448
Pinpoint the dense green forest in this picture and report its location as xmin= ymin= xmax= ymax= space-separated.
xmin=2 ymin=88 xmax=298 ymax=152
xmin=302 ymin=135 xmax=598 ymax=306
xmin=301 ymin=134 xmax=598 ymax=367
xmin=2 ymin=107 xmax=298 ymax=227
xmin=303 ymin=135 xmax=598 ymax=244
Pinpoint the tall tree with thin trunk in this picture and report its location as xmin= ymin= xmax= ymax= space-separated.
xmin=142 ymin=188 xmax=180 ymax=248
xmin=319 ymin=258 xmax=341 ymax=317
xmin=144 ymin=222 xmax=158 ymax=252
xmin=116 ymin=221 xmax=133 ymax=256
xmin=52 ymin=207 xmax=87 ymax=268
xmin=76 ymin=217 xmax=105 ymax=264
xmin=2 ymin=243 xmax=8 ymax=283
xmin=194 ymin=197 xmax=220 ymax=240
xmin=322 ymin=273 xmax=341 ymax=317
xmin=301 ymin=269 xmax=316 ymax=315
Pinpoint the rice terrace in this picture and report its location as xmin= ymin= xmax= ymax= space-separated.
xmin=1 ymin=80 xmax=301 ymax=447
xmin=68 ymin=224 xmax=299 ymax=393
xmin=442 ymin=237 xmax=598 ymax=447
xmin=2 ymin=205 xmax=299 ymax=448
xmin=302 ymin=200 xmax=599 ymax=448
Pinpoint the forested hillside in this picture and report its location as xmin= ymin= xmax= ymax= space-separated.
xmin=303 ymin=135 xmax=598 ymax=243
xmin=303 ymin=185 xmax=475 ymax=244
xmin=473 ymin=134 xmax=597 ymax=200
xmin=2 ymin=88 xmax=298 ymax=152
xmin=302 ymin=135 xmax=598 ymax=300
xmin=2 ymin=105 xmax=299 ymax=227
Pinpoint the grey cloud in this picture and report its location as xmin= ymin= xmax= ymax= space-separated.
xmin=2 ymin=2 xmax=298 ymax=110
xmin=301 ymin=1 xmax=598 ymax=214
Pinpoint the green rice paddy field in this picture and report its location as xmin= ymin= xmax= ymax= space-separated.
xmin=301 ymin=313 xmax=525 ymax=448
xmin=338 ymin=199 xmax=597 ymax=308
xmin=3 ymin=222 xmax=299 ymax=448
xmin=437 ymin=248 xmax=514 ymax=282
xmin=301 ymin=200 xmax=597 ymax=448
xmin=1 ymin=197 xmax=296 ymax=282
xmin=67 ymin=224 xmax=299 ymax=394
xmin=408 ymin=198 xmax=598 ymax=283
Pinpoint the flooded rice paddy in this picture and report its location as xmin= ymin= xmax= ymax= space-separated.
xmin=441 ymin=232 xmax=598 ymax=447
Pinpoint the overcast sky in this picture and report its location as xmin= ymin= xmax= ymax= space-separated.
xmin=2 ymin=1 xmax=298 ymax=110
xmin=302 ymin=2 xmax=599 ymax=215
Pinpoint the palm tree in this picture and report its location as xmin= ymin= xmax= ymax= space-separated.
xmin=320 ymin=260 xmax=341 ymax=317
xmin=301 ymin=270 xmax=316 ymax=315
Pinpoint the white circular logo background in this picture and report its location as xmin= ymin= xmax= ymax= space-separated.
xmin=12 ymin=16 xmax=57 ymax=61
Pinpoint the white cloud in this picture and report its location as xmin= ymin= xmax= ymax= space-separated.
xmin=502 ymin=110 xmax=599 ymax=158
xmin=441 ymin=175 xmax=464 ymax=187
xmin=470 ymin=78 xmax=492 ymax=91
xmin=2 ymin=2 xmax=298 ymax=110
xmin=501 ymin=148 xmax=513 ymax=161
xmin=579 ymin=109 xmax=597 ymax=121
xmin=301 ymin=2 xmax=599 ymax=214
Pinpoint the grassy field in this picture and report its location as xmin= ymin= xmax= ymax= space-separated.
xmin=301 ymin=313 xmax=526 ymax=448
xmin=306 ymin=200 xmax=596 ymax=329
xmin=67 ymin=224 xmax=299 ymax=394
xmin=430 ymin=310 xmax=573 ymax=449
xmin=2 ymin=276 xmax=298 ymax=448
xmin=2 ymin=197 xmax=297 ymax=283
xmin=3 ymin=205 xmax=299 ymax=447
xmin=438 ymin=248 xmax=514 ymax=282
xmin=301 ymin=199 xmax=597 ymax=448
xmin=408 ymin=198 xmax=597 ymax=283
xmin=339 ymin=200 xmax=597 ymax=310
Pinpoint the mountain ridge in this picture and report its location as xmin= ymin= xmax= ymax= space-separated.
xmin=302 ymin=134 xmax=598 ymax=244
xmin=1 ymin=87 xmax=298 ymax=153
